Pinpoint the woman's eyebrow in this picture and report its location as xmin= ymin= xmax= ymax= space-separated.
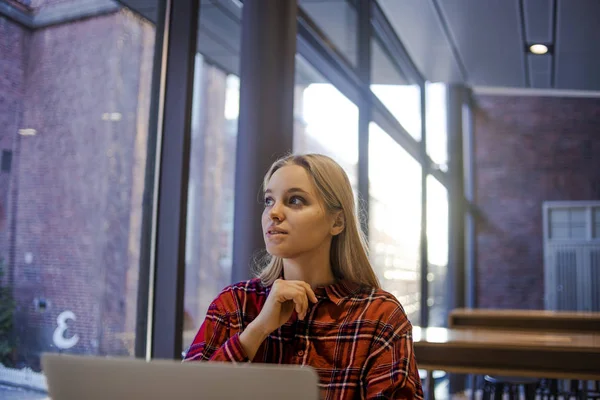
xmin=264 ymin=188 xmax=310 ymax=195
xmin=286 ymin=188 xmax=310 ymax=195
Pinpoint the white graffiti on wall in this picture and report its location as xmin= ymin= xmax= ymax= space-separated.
xmin=52 ymin=311 xmax=79 ymax=349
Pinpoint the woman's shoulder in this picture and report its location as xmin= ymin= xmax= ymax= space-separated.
xmin=211 ymin=278 xmax=269 ymax=311
xmin=220 ymin=278 xmax=266 ymax=293
xmin=354 ymin=286 xmax=412 ymax=326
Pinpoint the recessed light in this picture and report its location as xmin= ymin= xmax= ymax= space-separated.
xmin=529 ymin=44 xmax=548 ymax=55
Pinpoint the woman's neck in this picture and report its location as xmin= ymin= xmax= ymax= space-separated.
xmin=282 ymin=247 xmax=336 ymax=289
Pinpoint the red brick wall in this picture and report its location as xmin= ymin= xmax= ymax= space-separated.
xmin=2 ymin=8 xmax=154 ymax=369
xmin=473 ymin=95 xmax=600 ymax=309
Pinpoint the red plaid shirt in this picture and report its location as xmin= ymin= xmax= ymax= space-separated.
xmin=184 ymin=278 xmax=424 ymax=400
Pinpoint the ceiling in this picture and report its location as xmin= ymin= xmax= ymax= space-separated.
xmin=378 ymin=0 xmax=600 ymax=90
xmin=118 ymin=0 xmax=600 ymax=91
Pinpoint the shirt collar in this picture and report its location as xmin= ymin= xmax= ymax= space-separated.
xmin=314 ymin=279 xmax=362 ymax=306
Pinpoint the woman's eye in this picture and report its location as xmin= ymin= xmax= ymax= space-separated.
xmin=264 ymin=197 xmax=274 ymax=206
xmin=289 ymin=196 xmax=304 ymax=205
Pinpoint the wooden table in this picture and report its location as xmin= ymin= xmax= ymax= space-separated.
xmin=413 ymin=327 xmax=600 ymax=399
xmin=448 ymin=308 xmax=600 ymax=332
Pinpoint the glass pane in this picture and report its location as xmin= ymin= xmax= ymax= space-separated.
xmin=369 ymin=123 xmax=422 ymax=325
xmin=549 ymin=208 xmax=589 ymax=240
xmin=198 ymin=0 xmax=242 ymax=75
xmin=299 ymin=0 xmax=357 ymax=67
xmin=569 ymin=209 xmax=587 ymax=239
xmin=1 ymin=2 xmax=158 ymax=397
xmin=426 ymin=176 xmax=448 ymax=327
xmin=371 ymin=38 xmax=421 ymax=140
xmin=549 ymin=209 xmax=569 ymax=223
xmin=182 ymin=3 xmax=241 ymax=353
xmin=550 ymin=226 xmax=570 ymax=239
xmin=425 ymin=82 xmax=448 ymax=170
xmin=594 ymin=208 xmax=600 ymax=238
xmin=570 ymin=226 xmax=587 ymax=239
xmin=549 ymin=209 xmax=569 ymax=239
xmin=570 ymin=208 xmax=586 ymax=223
xmin=294 ymin=55 xmax=359 ymax=192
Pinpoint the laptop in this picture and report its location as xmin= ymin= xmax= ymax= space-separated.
xmin=42 ymin=353 xmax=320 ymax=400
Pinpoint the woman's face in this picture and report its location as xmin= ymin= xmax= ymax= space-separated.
xmin=262 ymin=165 xmax=340 ymax=259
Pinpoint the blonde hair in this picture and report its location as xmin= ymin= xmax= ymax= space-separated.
xmin=257 ymin=154 xmax=380 ymax=289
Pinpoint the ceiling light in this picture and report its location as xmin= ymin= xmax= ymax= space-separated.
xmin=529 ymin=44 xmax=548 ymax=55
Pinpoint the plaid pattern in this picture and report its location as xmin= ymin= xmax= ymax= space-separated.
xmin=184 ymin=278 xmax=424 ymax=400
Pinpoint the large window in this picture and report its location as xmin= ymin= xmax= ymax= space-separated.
xmin=293 ymin=55 xmax=359 ymax=191
xmin=426 ymin=176 xmax=448 ymax=327
xmin=0 ymin=2 xmax=455 ymax=397
xmin=182 ymin=1 xmax=242 ymax=352
xmin=426 ymin=82 xmax=448 ymax=170
xmin=0 ymin=2 xmax=157 ymax=396
xmin=298 ymin=0 xmax=358 ymax=67
xmin=369 ymin=123 xmax=422 ymax=325
xmin=371 ymin=38 xmax=422 ymax=140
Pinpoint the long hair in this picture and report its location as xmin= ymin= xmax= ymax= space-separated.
xmin=257 ymin=154 xmax=380 ymax=289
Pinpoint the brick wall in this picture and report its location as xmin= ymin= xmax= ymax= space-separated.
xmin=2 ymin=8 xmax=154 ymax=369
xmin=474 ymin=94 xmax=600 ymax=309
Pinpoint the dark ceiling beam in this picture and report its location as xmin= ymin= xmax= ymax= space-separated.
xmin=518 ymin=0 xmax=532 ymax=87
xmin=371 ymin=1 xmax=424 ymax=85
xmin=429 ymin=0 xmax=468 ymax=82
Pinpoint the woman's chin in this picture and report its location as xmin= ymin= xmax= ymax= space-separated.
xmin=265 ymin=245 xmax=294 ymax=259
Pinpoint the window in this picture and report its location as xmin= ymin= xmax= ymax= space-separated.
xmin=0 ymin=2 xmax=158 ymax=397
xmin=543 ymin=202 xmax=600 ymax=311
xmin=369 ymin=123 xmax=422 ymax=325
xmin=293 ymin=55 xmax=359 ymax=191
xmin=371 ymin=38 xmax=421 ymax=140
xmin=425 ymin=82 xmax=448 ymax=170
xmin=426 ymin=176 xmax=448 ymax=327
xmin=1 ymin=150 xmax=12 ymax=172
xmin=594 ymin=208 xmax=600 ymax=239
xmin=182 ymin=2 xmax=242 ymax=352
xmin=549 ymin=207 xmax=587 ymax=240
xmin=298 ymin=0 xmax=358 ymax=67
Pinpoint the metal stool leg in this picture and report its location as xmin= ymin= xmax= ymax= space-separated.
xmin=524 ymin=383 xmax=538 ymax=400
xmin=493 ymin=383 xmax=504 ymax=400
xmin=426 ymin=370 xmax=436 ymax=400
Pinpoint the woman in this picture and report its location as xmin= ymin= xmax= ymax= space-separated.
xmin=184 ymin=154 xmax=423 ymax=399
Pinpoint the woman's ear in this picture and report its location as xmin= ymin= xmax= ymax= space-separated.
xmin=331 ymin=211 xmax=345 ymax=236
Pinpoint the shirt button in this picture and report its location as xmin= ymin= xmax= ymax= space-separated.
xmin=296 ymin=350 xmax=304 ymax=357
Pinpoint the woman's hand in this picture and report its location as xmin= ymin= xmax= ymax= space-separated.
xmin=240 ymin=279 xmax=318 ymax=360
xmin=254 ymin=279 xmax=319 ymax=333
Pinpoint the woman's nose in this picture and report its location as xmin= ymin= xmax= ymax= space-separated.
xmin=269 ymin=202 xmax=284 ymax=221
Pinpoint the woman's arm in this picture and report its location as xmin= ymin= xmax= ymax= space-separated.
xmin=183 ymin=299 xmax=250 ymax=363
xmin=362 ymin=310 xmax=424 ymax=399
xmin=184 ymin=279 xmax=316 ymax=363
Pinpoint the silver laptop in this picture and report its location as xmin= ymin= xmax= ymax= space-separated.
xmin=42 ymin=353 xmax=319 ymax=400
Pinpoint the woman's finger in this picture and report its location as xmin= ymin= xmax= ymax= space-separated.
xmin=299 ymin=281 xmax=318 ymax=303
xmin=294 ymin=292 xmax=308 ymax=319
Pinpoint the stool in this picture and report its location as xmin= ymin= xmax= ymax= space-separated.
xmin=418 ymin=370 xmax=447 ymax=400
xmin=587 ymin=381 xmax=600 ymax=400
xmin=482 ymin=375 xmax=540 ymax=400
xmin=562 ymin=380 xmax=600 ymax=400
xmin=537 ymin=378 xmax=559 ymax=400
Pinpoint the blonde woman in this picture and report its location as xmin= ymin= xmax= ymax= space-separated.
xmin=184 ymin=154 xmax=423 ymax=399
